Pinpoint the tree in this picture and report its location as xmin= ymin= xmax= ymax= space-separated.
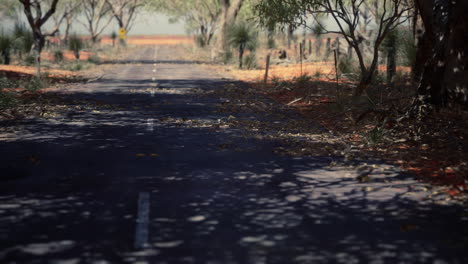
xmin=18 ymin=0 xmax=60 ymax=77
xmin=149 ymin=0 xmax=221 ymax=47
xmin=411 ymin=0 xmax=468 ymax=112
xmin=217 ymin=0 xmax=245 ymax=56
xmin=79 ymin=0 xmax=113 ymax=43
xmin=256 ymin=0 xmax=412 ymax=95
xmin=227 ymin=22 xmax=257 ymax=68
xmin=1 ymin=0 xmax=18 ymax=20
xmin=105 ymin=0 xmax=143 ymax=39
xmin=48 ymin=0 xmax=81 ymax=43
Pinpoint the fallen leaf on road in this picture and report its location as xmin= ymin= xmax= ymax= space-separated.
xmin=400 ymin=224 xmax=419 ymax=232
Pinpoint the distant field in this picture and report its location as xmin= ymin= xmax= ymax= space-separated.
xmin=101 ymin=35 xmax=194 ymax=45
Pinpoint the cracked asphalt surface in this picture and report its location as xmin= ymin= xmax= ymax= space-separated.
xmin=0 ymin=46 xmax=466 ymax=264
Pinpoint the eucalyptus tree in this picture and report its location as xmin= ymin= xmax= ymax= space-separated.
xmin=79 ymin=0 xmax=113 ymax=43
xmin=411 ymin=0 xmax=468 ymax=112
xmin=17 ymin=0 xmax=60 ymax=77
xmin=47 ymin=0 xmax=81 ymax=41
xmin=149 ymin=0 xmax=221 ymax=47
xmin=0 ymin=0 xmax=20 ymax=21
xmin=217 ymin=0 xmax=245 ymax=56
xmin=256 ymin=0 xmax=412 ymax=96
xmin=105 ymin=0 xmax=144 ymax=37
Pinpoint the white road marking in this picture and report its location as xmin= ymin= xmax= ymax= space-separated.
xmin=147 ymin=118 xmax=154 ymax=131
xmin=134 ymin=192 xmax=150 ymax=249
xmin=153 ymin=69 xmax=157 ymax=73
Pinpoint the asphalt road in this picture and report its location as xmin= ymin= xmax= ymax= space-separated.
xmin=0 ymin=46 xmax=466 ymax=264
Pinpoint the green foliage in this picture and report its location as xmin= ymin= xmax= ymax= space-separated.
xmin=87 ymin=54 xmax=100 ymax=64
xmin=24 ymin=54 xmax=35 ymax=65
xmin=195 ymin=34 xmax=207 ymax=48
xmin=54 ymin=50 xmax=64 ymax=62
xmin=399 ymin=29 xmax=417 ymax=68
xmin=228 ymin=23 xmax=258 ymax=52
xmin=12 ymin=22 xmax=34 ymax=56
xmin=222 ymin=50 xmax=233 ymax=65
xmin=267 ymin=37 xmax=276 ymax=49
xmin=25 ymin=77 xmax=49 ymax=92
xmin=338 ymin=56 xmax=355 ymax=76
xmin=293 ymin=73 xmax=312 ymax=88
xmin=68 ymin=35 xmax=83 ymax=60
xmin=0 ymin=76 xmax=16 ymax=90
xmin=66 ymin=61 xmax=91 ymax=72
xmin=0 ymin=32 xmax=12 ymax=64
xmin=228 ymin=22 xmax=258 ymax=68
xmin=365 ymin=127 xmax=385 ymax=146
xmin=244 ymin=53 xmax=257 ymax=69
xmin=0 ymin=90 xmax=17 ymax=109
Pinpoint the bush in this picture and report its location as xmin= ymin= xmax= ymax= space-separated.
xmin=228 ymin=22 xmax=258 ymax=68
xmin=267 ymin=38 xmax=276 ymax=49
xmin=67 ymin=61 xmax=90 ymax=72
xmin=13 ymin=22 xmax=34 ymax=57
xmin=24 ymin=54 xmax=35 ymax=65
xmin=0 ymin=33 xmax=12 ymax=65
xmin=222 ymin=50 xmax=233 ymax=65
xmin=25 ymin=77 xmax=49 ymax=91
xmin=0 ymin=90 xmax=17 ymax=109
xmin=338 ymin=56 xmax=355 ymax=76
xmin=365 ymin=127 xmax=385 ymax=146
xmin=68 ymin=35 xmax=83 ymax=60
xmin=54 ymin=50 xmax=64 ymax=62
xmin=293 ymin=73 xmax=312 ymax=88
xmin=195 ymin=35 xmax=207 ymax=48
xmin=399 ymin=29 xmax=417 ymax=68
xmin=87 ymin=54 xmax=100 ymax=64
xmin=244 ymin=53 xmax=257 ymax=70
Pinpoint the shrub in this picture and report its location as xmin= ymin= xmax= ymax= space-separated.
xmin=195 ymin=35 xmax=207 ymax=48
xmin=54 ymin=50 xmax=64 ymax=62
xmin=338 ymin=56 xmax=355 ymax=76
xmin=399 ymin=29 xmax=417 ymax=68
xmin=228 ymin=22 xmax=258 ymax=68
xmin=267 ymin=38 xmax=276 ymax=49
xmin=68 ymin=35 xmax=83 ymax=60
xmin=111 ymin=31 xmax=117 ymax=47
xmin=222 ymin=50 xmax=233 ymax=65
xmin=244 ymin=53 xmax=257 ymax=70
xmin=13 ymin=22 xmax=34 ymax=57
xmin=24 ymin=54 xmax=35 ymax=65
xmin=87 ymin=54 xmax=100 ymax=64
xmin=0 ymin=33 xmax=12 ymax=65
xmin=26 ymin=77 xmax=49 ymax=91
xmin=365 ymin=127 xmax=385 ymax=146
xmin=293 ymin=73 xmax=312 ymax=88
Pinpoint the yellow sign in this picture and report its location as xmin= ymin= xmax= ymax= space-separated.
xmin=119 ymin=28 xmax=126 ymax=39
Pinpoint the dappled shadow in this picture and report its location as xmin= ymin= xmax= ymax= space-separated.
xmin=0 ymin=58 xmax=466 ymax=263
xmin=99 ymin=59 xmax=210 ymax=66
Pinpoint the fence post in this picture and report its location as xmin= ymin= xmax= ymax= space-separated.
xmin=264 ymin=54 xmax=271 ymax=87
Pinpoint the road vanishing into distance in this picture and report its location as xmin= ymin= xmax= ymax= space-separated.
xmin=0 ymin=46 xmax=466 ymax=264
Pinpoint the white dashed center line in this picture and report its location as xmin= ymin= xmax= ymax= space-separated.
xmin=134 ymin=192 xmax=150 ymax=249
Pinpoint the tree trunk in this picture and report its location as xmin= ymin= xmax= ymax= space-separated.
xmin=326 ymin=38 xmax=331 ymax=58
xmin=287 ymin=24 xmax=294 ymax=49
xmin=217 ymin=0 xmax=244 ymax=57
xmin=412 ymin=0 xmax=468 ymax=111
xmin=355 ymin=52 xmax=379 ymax=96
xmin=238 ymin=44 xmax=244 ymax=69
xmin=386 ymin=33 xmax=396 ymax=87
